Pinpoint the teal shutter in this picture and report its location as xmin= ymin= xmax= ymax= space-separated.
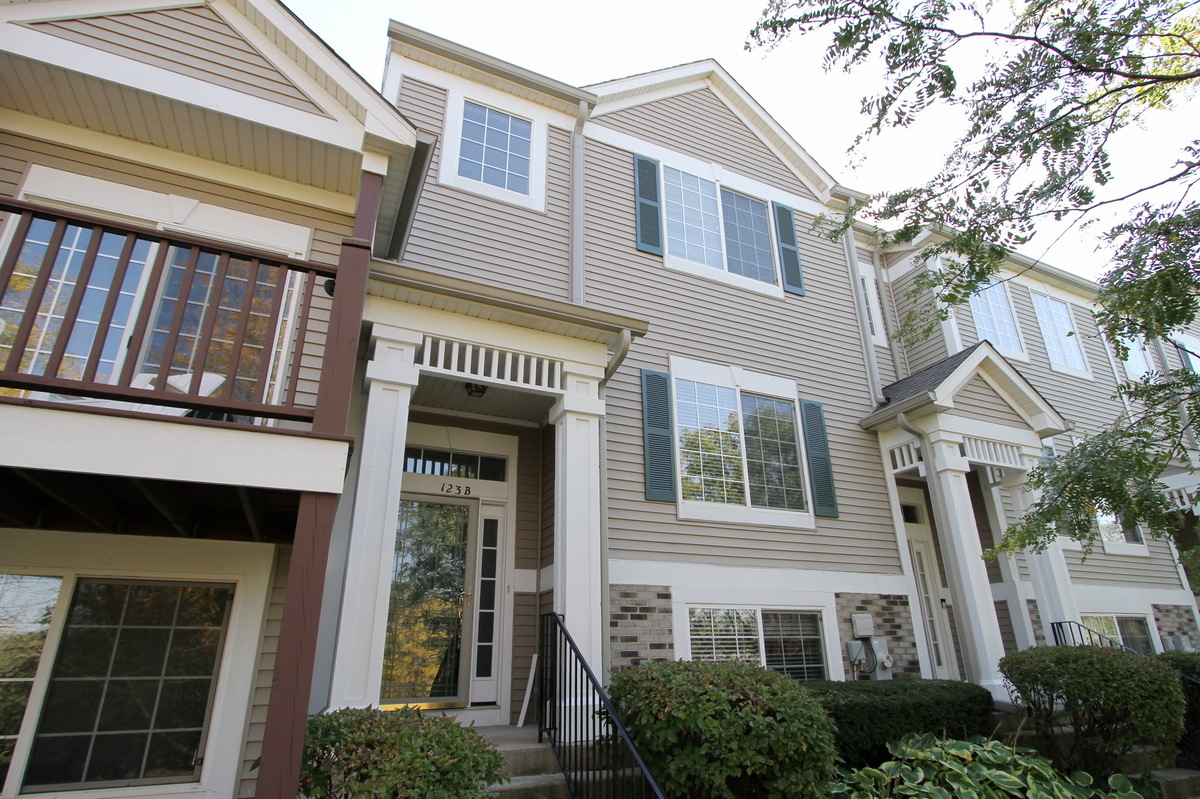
xmin=800 ymin=399 xmax=838 ymax=517
xmin=773 ymin=202 xmax=805 ymax=296
xmin=635 ymin=156 xmax=664 ymax=255
xmin=642 ymin=369 xmax=676 ymax=501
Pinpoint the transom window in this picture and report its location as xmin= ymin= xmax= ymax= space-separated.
xmin=457 ymin=101 xmax=532 ymax=196
xmin=968 ymin=279 xmax=1023 ymax=353
xmin=663 ymin=167 xmax=775 ymax=284
xmin=674 ymin=379 xmax=806 ymax=512
xmin=688 ymin=607 xmax=826 ymax=681
xmin=1031 ymin=292 xmax=1088 ymax=373
xmin=403 ymin=446 xmax=506 ymax=482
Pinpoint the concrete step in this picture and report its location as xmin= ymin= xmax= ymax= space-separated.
xmin=489 ymin=772 xmax=571 ymax=799
xmin=476 ymin=725 xmax=571 ymax=798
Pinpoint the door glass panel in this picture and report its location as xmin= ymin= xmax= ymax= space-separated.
xmin=22 ymin=579 xmax=232 ymax=791
xmin=911 ymin=546 xmax=944 ymax=668
xmin=0 ymin=574 xmax=63 ymax=786
xmin=381 ymin=501 xmax=471 ymax=704
xmin=475 ymin=519 xmax=499 ymax=679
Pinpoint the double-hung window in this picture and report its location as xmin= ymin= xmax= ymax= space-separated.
xmin=641 ymin=358 xmax=837 ymax=527
xmin=1120 ymin=336 xmax=1154 ymax=380
xmin=634 ymin=155 xmax=805 ymax=297
xmin=1030 ymin=292 xmax=1089 ymax=374
xmin=968 ymin=279 xmax=1024 ymax=355
xmin=688 ymin=607 xmax=826 ymax=681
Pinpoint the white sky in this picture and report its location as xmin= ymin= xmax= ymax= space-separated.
xmin=283 ymin=0 xmax=1198 ymax=282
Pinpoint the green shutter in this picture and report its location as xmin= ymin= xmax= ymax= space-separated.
xmin=773 ymin=202 xmax=805 ymax=296
xmin=635 ymin=155 xmax=664 ymax=255
xmin=642 ymin=369 xmax=676 ymax=501
xmin=800 ymin=399 xmax=838 ymax=517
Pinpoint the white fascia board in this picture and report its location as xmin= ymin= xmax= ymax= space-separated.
xmin=0 ymin=405 xmax=349 ymax=492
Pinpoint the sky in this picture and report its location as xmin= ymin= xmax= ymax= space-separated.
xmin=282 ymin=0 xmax=1197 ymax=282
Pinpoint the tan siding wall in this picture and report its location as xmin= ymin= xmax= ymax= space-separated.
xmin=592 ymin=89 xmax=816 ymax=201
xmin=30 ymin=7 xmax=322 ymax=114
xmin=995 ymin=599 xmax=1018 ymax=655
xmin=394 ymin=76 xmax=572 ymax=301
xmin=540 ymin=424 xmax=555 ymax=567
xmin=968 ymin=471 xmax=1002 ymax=583
xmin=509 ymin=592 xmax=538 ymax=724
xmin=888 ymin=265 xmax=948 ymax=374
xmin=949 ymin=376 xmax=1027 ymax=427
xmin=587 ymin=137 xmax=901 ymax=572
xmin=238 ymin=546 xmax=288 ymax=798
xmin=1065 ymin=537 xmax=1183 ymax=586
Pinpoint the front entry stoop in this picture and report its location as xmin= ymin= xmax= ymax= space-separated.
xmin=476 ymin=725 xmax=571 ymax=799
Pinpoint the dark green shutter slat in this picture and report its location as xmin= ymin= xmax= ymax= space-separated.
xmin=635 ymin=155 xmax=664 ymax=255
xmin=800 ymin=398 xmax=838 ymax=517
xmin=773 ymin=202 xmax=804 ymax=295
xmin=642 ymin=369 xmax=676 ymax=501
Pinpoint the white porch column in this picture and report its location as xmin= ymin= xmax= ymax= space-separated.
xmin=328 ymin=325 xmax=422 ymax=708
xmin=925 ymin=435 xmax=1009 ymax=700
xmin=549 ymin=368 xmax=607 ymax=669
xmin=1003 ymin=473 xmax=1079 ymax=643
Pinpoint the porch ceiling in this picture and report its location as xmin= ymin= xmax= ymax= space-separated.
xmin=0 ymin=51 xmax=366 ymax=195
xmin=0 ymin=466 xmax=300 ymax=542
xmin=412 ymin=374 xmax=556 ymax=423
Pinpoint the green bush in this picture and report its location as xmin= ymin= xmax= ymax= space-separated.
xmin=1159 ymin=649 xmax=1200 ymax=682
xmin=830 ymin=734 xmax=1144 ymax=798
xmin=1000 ymin=646 xmax=1185 ymax=776
xmin=803 ymin=679 xmax=994 ymax=767
xmin=1159 ymin=650 xmax=1200 ymax=767
xmin=299 ymin=706 xmax=507 ymax=798
xmin=608 ymin=659 xmax=838 ymax=799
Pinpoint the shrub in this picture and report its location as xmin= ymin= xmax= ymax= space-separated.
xmin=803 ymin=679 xmax=994 ymax=767
xmin=608 ymin=659 xmax=837 ymax=799
xmin=1000 ymin=646 xmax=1185 ymax=776
xmin=1159 ymin=650 xmax=1200 ymax=768
xmin=298 ymin=706 xmax=507 ymax=798
xmin=830 ymin=734 xmax=1145 ymax=798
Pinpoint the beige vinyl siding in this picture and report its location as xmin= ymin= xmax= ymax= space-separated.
xmin=509 ymin=592 xmax=538 ymax=724
xmin=888 ymin=264 xmax=948 ymax=374
xmin=948 ymin=376 xmax=1027 ymax=427
xmin=968 ymin=472 xmax=1002 ymax=583
xmin=541 ymin=424 xmax=555 ymax=567
xmin=997 ymin=485 xmax=1031 ymax=580
xmin=592 ymin=88 xmax=816 ymax=201
xmin=28 ymin=7 xmax=323 ymax=114
xmin=587 ymin=137 xmax=900 ymax=572
xmin=1064 ymin=537 xmax=1184 ymax=587
xmin=238 ymin=546 xmax=289 ymax=798
xmin=2 ymin=133 xmax=350 ymax=409
xmin=858 ymin=243 xmax=898 ymax=386
xmin=394 ymin=76 xmax=572 ymax=301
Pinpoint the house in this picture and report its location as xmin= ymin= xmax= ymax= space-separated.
xmin=0 ymin=0 xmax=420 ymax=796
xmin=1 ymin=3 xmax=1197 ymax=798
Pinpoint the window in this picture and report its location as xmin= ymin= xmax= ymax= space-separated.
xmin=1120 ymin=336 xmax=1154 ymax=380
xmin=1080 ymin=615 xmax=1154 ymax=655
xmin=635 ymin=155 xmax=804 ymax=296
xmin=968 ymin=279 xmax=1024 ymax=354
xmin=688 ymin=607 xmax=826 ymax=681
xmin=0 ymin=575 xmax=233 ymax=792
xmin=1096 ymin=512 xmax=1144 ymax=545
xmin=641 ymin=359 xmax=838 ymax=526
xmin=457 ymin=101 xmax=532 ymax=195
xmin=1175 ymin=333 xmax=1200 ymax=372
xmin=1030 ymin=292 xmax=1089 ymax=374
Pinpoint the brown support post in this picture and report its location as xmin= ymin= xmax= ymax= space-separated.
xmin=254 ymin=491 xmax=336 ymax=798
xmin=254 ymin=169 xmax=385 ymax=796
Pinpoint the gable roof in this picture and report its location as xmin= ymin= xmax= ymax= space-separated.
xmin=585 ymin=60 xmax=837 ymax=201
xmin=862 ymin=340 xmax=1067 ymax=437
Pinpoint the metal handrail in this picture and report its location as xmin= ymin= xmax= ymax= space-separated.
xmin=1050 ymin=620 xmax=1145 ymax=654
xmin=537 ymin=612 xmax=666 ymax=799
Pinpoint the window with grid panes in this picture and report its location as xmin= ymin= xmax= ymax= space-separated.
xmin=688 ymin=607 xmax=826 ymax=681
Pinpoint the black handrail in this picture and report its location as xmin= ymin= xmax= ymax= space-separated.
xmin=1050 ymin=619 xmax=1200 ymax=768
xmin=538 ymin=612 xmax=667 ymax=799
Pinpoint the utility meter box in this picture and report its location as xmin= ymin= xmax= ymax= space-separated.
xmin=851 ymin=613 xmax=875 ymax=638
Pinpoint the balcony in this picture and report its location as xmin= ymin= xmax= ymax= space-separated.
xmin=0 ymin=198 xmax=344 ymax=426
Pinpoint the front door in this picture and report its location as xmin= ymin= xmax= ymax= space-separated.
xmin=379 ymin=425 xmax=516 ymax=718
xmin=899 ymin=487 xmax=959 ymax=680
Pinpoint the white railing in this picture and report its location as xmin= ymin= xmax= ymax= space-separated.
xmin=417 ymin=335 xmax=563 ymax=392
xmin=889 ymin=441 xmax=922 ymax=473
xmin=962 ymin=436 xmax=1023 ymax=468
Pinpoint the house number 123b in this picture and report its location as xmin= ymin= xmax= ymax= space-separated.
xmin=441 ymin=483 xmax=471 ymax=495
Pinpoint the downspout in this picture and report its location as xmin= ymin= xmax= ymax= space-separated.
xmin=569 ymin=99 xmax=591 ymax=305
xmin=597 ymin=328 xmax=633 ymax=677
xmin=844 ymin=231 xmax=885 ymax=405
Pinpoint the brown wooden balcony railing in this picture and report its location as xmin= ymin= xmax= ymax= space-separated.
xmin=0 ymin=198 xmax=339 ymax=424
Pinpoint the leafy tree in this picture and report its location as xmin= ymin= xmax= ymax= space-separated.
xmin=752 ymin=0 xmax=1200 ymax=576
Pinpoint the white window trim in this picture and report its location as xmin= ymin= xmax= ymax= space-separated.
xmin=0 ymin=530 xmax=272 ymax=799
xmin=669 ymin=356 xmax=815 ymax=530
xmin=679 ymin=603 xmax=834 ymax=681
xmin=1119 ymin=335 xmax=1155 ymax=381
xmin=861 ymin=271 xmax=889 ymax=348
xmin=1030 ymin=291 xmax=1092 ymax=379
xmin=967 ymin=278 xmax=1028 ymax=361
xmin=438 ymin=84 xmax=549 ymax=213
xmin=657 ymin=159 xmax=787 ymax=298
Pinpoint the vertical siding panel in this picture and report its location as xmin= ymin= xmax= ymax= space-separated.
xmin=238 ymin=547 xmax=289 ymax=799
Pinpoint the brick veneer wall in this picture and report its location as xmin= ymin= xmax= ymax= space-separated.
xmin=834 ymin=593 xmax=921 ymax=679
xmin=1153 ymin=603 xmax=1200 ymax=647
xmin=609 ymin=584 xmax=674 ymax=669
